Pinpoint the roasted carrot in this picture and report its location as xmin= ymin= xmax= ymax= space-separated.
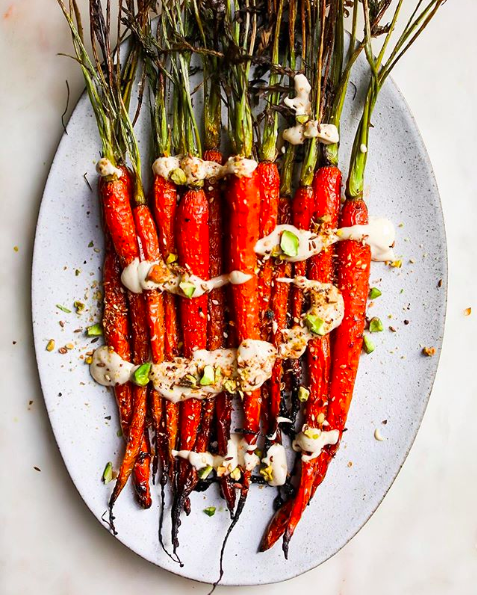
xmin=171 ymin=186 xmax=209 ymax=550
xmin=282 ymin=166 xmax=342 ymax=552
xmin=133 ymin=203 xmax=166 ymax=483
xmin=267 ymin=195 xmax=292 ymax=438
xmin=152 ymin=174 xmax=181 ymax=482
xmin=102 ymin=235 xmax=151 ymax=504
xmin=101 ymin=170 xmax=152 ymax=517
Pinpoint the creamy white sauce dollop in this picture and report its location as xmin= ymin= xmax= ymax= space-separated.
xmin=90 ymin=345 xmax=136 ymax=386
xmin=262 ymin=443 xmax=288 ymax=486
xmin=292 ymin=425 xmax=340 ymax=462
xmin=284 ymin=73 xmax=312 ymax=116
xmin=152 ymin=155 xmax=181 ymax=179
xmin=337 ymin=217 xmax=396 ymax=262
xmin=96 ymin=158 xmax=123 ymax=178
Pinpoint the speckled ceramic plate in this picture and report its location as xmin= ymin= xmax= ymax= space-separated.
xmin=32 ymin=48 xmax=447 ymax=586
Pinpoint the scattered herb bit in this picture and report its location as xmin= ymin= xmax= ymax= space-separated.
xmin=132 ymin=363 xmax=152 ymax=386
xmin=200 ymin=365 xmax=215 ymax=386
xmin=75 ymin=269 xmax=81 ymax=276
xmin=203 ymin=506 xmax=216 ymax=517
xmin=179 ymin=281 xmax=196 ymax=298
xmin=280 ymin=230 xmax=299 ymax=257
xmin=363 ymin=335 xmax=375 ymax=354
xmin=56 ymin=304 xmax=71 ymax=314
xmin=390 ymin=260 xmax=402 ymax=268
xmin=369 ymin=287 xmax=382 ymax=300
xmin=116 ymin=428 xmax=123 ymax=437
xmin=464 ymin=307 xmax=472 ymax=317
xmin=298 ymin=386 xmax=310 ymax=402
xmin=74 ymin=301 xmax=85 ymax=313
xmin=46 ymin=339 xmax=55 ymax=352
xmin=422 ymin=346 xmax=436 ymax=357
xmin=369 ymin=317 xmax=384 ymax=333
xmin=88 ymin=241 xmax=94 ymax=248
xmin=102 ymin=462 xmax=113 ymax=484
xmin=86 ymin=323 xmax=103 ymax=337
xmin=13 ymin=246 xmax=19 ymax=252
xmin=304 ymin=314 xmax=326 ymax=336
xmin=400 ymin=288 xmax=404 ymax=294
xmin=198 ymin=465 xmax=213 ymax=480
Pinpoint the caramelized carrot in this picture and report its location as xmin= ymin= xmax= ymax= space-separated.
xmin=101 ymin=169 xmax=152 ymax=517
xmin=172 ymin=187 xmax=209 ymax=551
xmin=152 ymin=175 xmax=181 ymax=482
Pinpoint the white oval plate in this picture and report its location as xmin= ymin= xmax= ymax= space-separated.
xmin=32 ymin=51 xmax=446 ymax=586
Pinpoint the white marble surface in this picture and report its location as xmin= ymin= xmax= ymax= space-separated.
xmin=1 ymin=1 xmax=476 ymax=594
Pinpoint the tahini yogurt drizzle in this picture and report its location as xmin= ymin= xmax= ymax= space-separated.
xmin=173 ymin=434 xmax=260 ymax=476
xmin=121 ymin=258 xmax=252 ymax=296
xmin=152 ymin=155 xmax=258 ymax=184
xmin=255 ymin=217 xmax=396 ymax=263
xmin=90 ymin=280 xmax=345 ymax=399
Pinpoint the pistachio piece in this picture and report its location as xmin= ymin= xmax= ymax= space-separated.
xmin=179 ymin=281 xmax=196 ymax=298
xmin=363 ymin=335 xmax=375 ymax=354
xmin=200 ymin=364 xmax=215 ymax=386
xmin=304 ymin=314 xmax=326 ymax=336
xmin=132 ymin=363 xmax=151 ymax=386
xmin=369 ymin=317 xmax=384 ymax=333
xmin=280 ymin=230 xmax=299 ymax=257
xmin=369 ymin=287 xmax=382 ymax=300
xmin=102 ymin=462 xmax=113 ymax=484
xmin=86 ymin=323 xmax=103 ymax=337
xmin=203 ymin=506 xmax=216 ymax=517
xmin=298 ymin=386 xmax=310 ymax=402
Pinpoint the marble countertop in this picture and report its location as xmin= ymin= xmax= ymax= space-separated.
xmin=1 ymin=1 xmax=476 ymax=593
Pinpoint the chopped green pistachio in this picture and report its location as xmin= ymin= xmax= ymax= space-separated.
xmin=260 ymin=465 xmax=274 ymax=483
xmin=74 ymin=300 xmax=85 ymax=313
xmin=230 ymin=467 xmax=241 ymax=481
xmin=88 ymin=241 xmax=94 ymax=248
xmin=296 ymin=114 xmax=309 ymax=125
xmin=116 ymin=428 xmax=123 ymax=438
xmin=298 ymin=386 xmax=310 ymax=402
xmin=280 ymin=230 xmax=299 ymax=257
xmin=304 ymin=427 xmax=320 ymax=440
xmin=179 ymin=281 xmax=196 ymax=298
xmin=56 ymin=304 xmax=71 ymax=314
xmin=86 ymin=323 xmax=103 ymax=337
xmin=390 ymin=259 xmax=402 ymax=268
xmin=132 ymin=363 xmax=151 ymax=386
xmin=203 ymin=506 xmax=216 ymax=517
xmin=304 ymin=314 xmax=326 ymax=336
xmin=223 ymin=379 xmax=236 ymax=394
xmin=214 ymin=366 xmax=222 ymax=383
xmin=200 ymin=365 xmax=215 ymax=386
xmin=363 ymin=335 xmax=375 ymax=354
xmin=102 ymin=462 xmax=113 ymax=484
xmin=270 ymin=245 xmax=281 ymax=258
xmin=166 ymin=253 xmax=178 ymax=264
xmin=185 ymin=374 xmax=197 ymax=386
xmin=369 ymin=287 xmax=382 ymax=300
xmin=170 ymin=168 xmax=187 ymax=185
xmin=369 ymin=317 xmax=384 ymax=333
xmin=198 ymin=465 xmax=213 ymax=480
